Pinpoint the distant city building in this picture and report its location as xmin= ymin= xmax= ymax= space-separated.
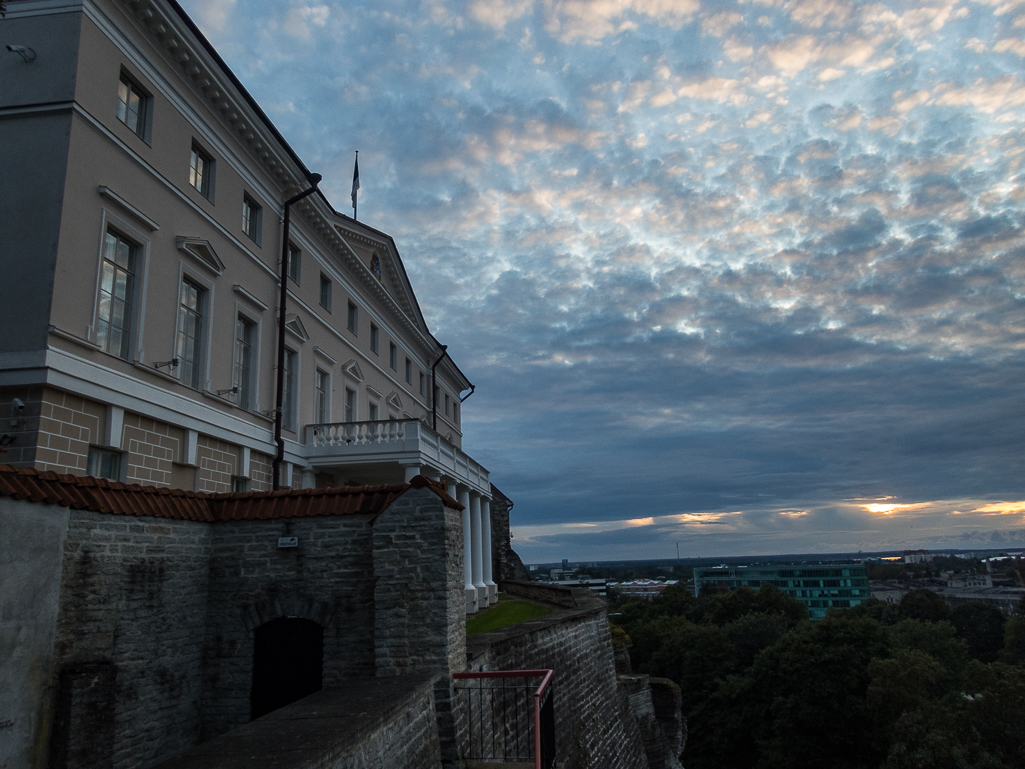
xmin=558 ymin=578 xmax=608 ymax=597
xmin=693 ymin=564 xmax=870 ymax=619
xmin=611 ymin=579 xmax=677 ymax=600
xmin=903 ymin=549 xmax=934 ymax=564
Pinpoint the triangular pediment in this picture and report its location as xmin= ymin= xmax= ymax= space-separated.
xmin=386 ymin=392 xmax=403 ymax=411
xmin=284 ymin=315 xmax=309 ymax=342
xmin=332 ymin=224 xmax=429 ymax=335
xmin=342 ymin=359 xmax=364 ymax=382
xmin=176 ymin=237 xmax=225 ymax=275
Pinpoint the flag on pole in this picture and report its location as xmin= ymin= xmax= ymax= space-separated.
xmin=351 ymin=152 xmax=360 ymax=216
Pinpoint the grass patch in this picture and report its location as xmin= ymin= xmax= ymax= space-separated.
xmin=466 ymin=599 xmax=553 ymax=635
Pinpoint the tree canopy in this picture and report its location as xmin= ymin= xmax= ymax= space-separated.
xmin=612 ymin=585 xmax=1025 ymax=769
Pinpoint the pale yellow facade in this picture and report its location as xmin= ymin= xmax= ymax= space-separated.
xmin=0 ymin=0 xmax=485 ymax=499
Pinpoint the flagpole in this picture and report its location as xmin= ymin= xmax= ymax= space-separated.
xmin=351 ymin=150 xmax=360 ymax=221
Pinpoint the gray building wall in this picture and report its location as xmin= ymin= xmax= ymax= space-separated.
xmin=0 ymin=498 xmax=71 ymax=769
xmin=0 ymin=11 xmax=82 ymax=354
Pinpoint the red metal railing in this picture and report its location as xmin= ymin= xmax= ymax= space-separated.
xmin=453 ymin=669 xmax=555 ymax=769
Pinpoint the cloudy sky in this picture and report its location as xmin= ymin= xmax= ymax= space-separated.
xmin=179 ymin=0 xmax=1025 ymax=563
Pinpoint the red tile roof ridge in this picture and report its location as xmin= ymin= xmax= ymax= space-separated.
xmin=0 ymin=466 xmax=465 ymax=519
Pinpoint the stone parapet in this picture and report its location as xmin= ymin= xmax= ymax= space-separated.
xmin=463 ymin=590 xmax=665 ymax=769
xmin=499 ymin=579 xmax=579 ymax=608
xmin=153 ymin=676 xmax=443 ymax=769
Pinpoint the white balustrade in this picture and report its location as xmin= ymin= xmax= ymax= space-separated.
xmin=305 ymin=418 xmax=489 ymax=494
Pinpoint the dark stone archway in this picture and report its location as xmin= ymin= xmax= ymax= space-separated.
xmin=250 ymin=617 xmax=323 ymax=720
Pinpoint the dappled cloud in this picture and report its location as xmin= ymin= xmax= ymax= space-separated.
xmin=179 ymin=0 xmax=1025 ymax=560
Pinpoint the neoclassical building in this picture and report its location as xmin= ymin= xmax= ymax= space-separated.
xmin=0 ymin=0 xmax=496 ymax=610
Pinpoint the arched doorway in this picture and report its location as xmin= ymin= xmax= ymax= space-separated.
xmin=250 ymin=617 xmax=324 ymax=720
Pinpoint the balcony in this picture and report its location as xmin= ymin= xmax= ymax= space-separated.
xmin=303 ymin=418 xmax=490 ymax=494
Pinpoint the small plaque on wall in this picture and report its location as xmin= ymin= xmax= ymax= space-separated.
xmin=277 ymin=537 xmax=299 ymax=548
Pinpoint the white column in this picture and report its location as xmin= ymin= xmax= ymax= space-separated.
xmin=403 ymin=464 xmax=421 ymax=482
xmin=481 ymin=497 xmax=497 ymax=604
xmin=459 ymin=487 xmax=476 ymax=614
xmin=470 ymin=492 xmax=486 ymax=609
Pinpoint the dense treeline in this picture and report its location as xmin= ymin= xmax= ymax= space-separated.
xmin=866 ymin=555 xmax=1025 ymax=582
xmin=613 ymin=585 xmax=1025 ymax=769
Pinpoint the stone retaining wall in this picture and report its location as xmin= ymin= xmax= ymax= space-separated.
xmin=50 ymin=510 xmax=212 ymax=769
xmin=464 ymin=590 xmax=651 ymax=769
xmin=2 ymin=485 xmax=464 ymax=769
xmin=154 ymin=677 xmax=442 ymax=769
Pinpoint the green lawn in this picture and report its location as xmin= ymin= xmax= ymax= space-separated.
xmin=466 ymin=597 xmax=553 ymax=635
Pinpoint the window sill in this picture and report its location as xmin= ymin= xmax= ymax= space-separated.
xmin=48 ymin=325 xmax=102 ymax=351
xmin=133 ymin=361 xmax=186 ymax=386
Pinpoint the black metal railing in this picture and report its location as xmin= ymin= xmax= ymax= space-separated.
xmin=453 ymin=669 xmax=555 ymax=769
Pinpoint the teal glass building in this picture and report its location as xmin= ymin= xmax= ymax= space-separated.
xmin=692 ymin=564 xmax=870 ymax=620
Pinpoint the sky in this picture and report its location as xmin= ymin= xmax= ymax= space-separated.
xmin=178 ymin=0 xmax=1025 ymax=563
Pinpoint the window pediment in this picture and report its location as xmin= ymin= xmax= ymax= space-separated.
xmin=175 ymin=237 xmax=224 ymax=275
xmin=284 ymin=315 xmax=309 ymax=343
xmin=342 ymin=359 xmax=364 ymax=382
xmin=386 ymin=392 xmax=403 ymax=410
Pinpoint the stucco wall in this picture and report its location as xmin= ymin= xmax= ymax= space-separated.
xmin=0 ymin=498 xmax=71 ymax=769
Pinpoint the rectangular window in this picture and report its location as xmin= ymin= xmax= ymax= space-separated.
xmin=116 ymin=72 xmax=148 ymax=139
xmin=96 ymin=229 xmax=136 ymax=359
xmin=320 ymin=275 xmax=332 ymax=311
xmin=282 ymin=349 xmax=297 ymax=431
xmin=315 ymin=369 xmax=329 ymax=424
xmin=232 ymin=477 xmax=250 ymax=493
xmin=369 ymin=402 xmax=379 ymax=421
xmin=347 ymin=302 xmax=358 ymax=334
xmin=370 ymin=324 xmax=379 ymax=354
xmin=389 ymin=343 xmax=397 ymax=370
xmin=175 ymin=278 xmax=205 ymax=389
xmin=190 ymin=143 xmax=213 ymax=198
xmin=419 ymin=372 xmax=425 ymax=396
xmin=345 ymin=388 xmax=356 ymax=422
xmin=405 ymin=358 xmax=412 ymax=384
xmin=232 ymin=316 xmax=254 ymax=410
xmin=87 ymin=447 xmax=121 ymax=480
xmin=453 ymin=402 xmax=458 ymax=424
xmin=242 ymin=195 xmax=261 ymax=244
xmin=444 ymin=393 xmax=450 ymax=415
xmin=287 ymin=244 xmax=301 ymax=283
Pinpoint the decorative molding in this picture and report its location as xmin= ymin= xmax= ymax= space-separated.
xmin=232 ymin=284 xmax=269 ymax=311
xmin=175 ymin=236 xmax=225 ymax=275
xmin=386 ymin=392 xmax=403 ymax=411
xmin=313 ymin=346 xmax=337 ymax=365
xmin=285 ymin=315 xmax=310 ymax=343
xmin=342 ymin=359 xmax=364 ymax=382
xmin=97 ymin=186 xmax=160 ymax=230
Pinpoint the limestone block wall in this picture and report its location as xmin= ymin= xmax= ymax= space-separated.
xmin=200 ymin=515 xmax=378 ymax=737
xmin=195 ymin=436 xmax=238 ymax=493
xmin=123 ymin=414 xmax=184 ymax=487
xmin=0 ymin=498 xmax=71 ymax=769
xmin=49 ymin=511 xmax=212 ymax=769
xmin=489 ymin=490 xmax=529 ymax=583
xmin=249 ymin=451 xmax=273 ymax=491
xmin=464 ymin=590 xmax=650 ymax=769
xmin=371 ymin=488 xmax=466 ymax=766
xmin=0 ymin=387 xmax=45 ymax=468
